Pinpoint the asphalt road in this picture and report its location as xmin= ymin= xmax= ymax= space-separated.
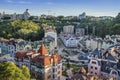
xmin=57 ymin=38 xmax=67 ymax=56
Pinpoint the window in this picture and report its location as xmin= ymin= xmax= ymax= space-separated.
xmin=47 ymin=69 xmax=51 ymax=73
xmin=47 ymin=75 xmax=51 ymax=79
xmin=9 ymin=46 xmax=10 ymax=50
xmin=91 ymin=72 xmax=93 ymax=74
xmin=53 ymin=74 xmax=56 ymax=79
xmin=53 ymin=68 xmax=57 ymax=72
xmin=53 ymin=68 xmax=55 ymax=72
xmin=58 ymin=71 xmax=60 ymax=74
xmin=95 ymin=72 xmax=97 ymax=75
xmin=32 ymin=67 xmax=35 ymax=71
xmin=58 ymin=65 xmax=61 ymax=69
xmin=101 ymin=74 xmax=103 ymax=76
xmin=112 ymin=71 xmax=117 ymax=75
xmin=11 ymin=46 xmax=13 ymax=49
xmin=92 ymin=61 xmax=96 ymax=64
xmin=58 ymin=76 xmax=61 ymax=80
xmin=95 ymin=67 xmax=97 ymax=70
xmin=53 ymin=74 xmax=57 ymax=79
xmin=91 ymin=66 xmax=93 ymax=69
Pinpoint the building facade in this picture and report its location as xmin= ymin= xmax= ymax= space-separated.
xmin=44 ymin=26 xmax=57 ymax=47
xmin=75 ymin=28 xmax=85 ymax=37
xmin=86 ymin=38 xmax=114 ymax=50
xmin=60 ymin=33 xmax=78 ymax=47
xmin=63 ymin=25 xmax=74 ymax=34
xmin=15 ymin=44 xmax=62 ymax=80
xmin=88 ymin=47 xmax=120 ymax=80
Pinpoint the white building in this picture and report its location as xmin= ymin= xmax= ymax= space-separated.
xmin=88 ymin=59 xmax=101 ymax=75
xmin=75 ymin=28 xmax=85 ymax=37
xmin=44 ymin=26 xmax=57 ymax=47
xmin=63 ymin=25 xmax=74 ymax=34
xmin=8 ymin=40 xmax=17 ymax=57
xmin=23 ymin=9 xmax=30 ymax=20
xmin=11 ymin=13 xmax=17 ymax=20
xmin=60 ymin=33 xmax=78 ymax=47
xmin=65 ymin=38 xmax=78 ymax=47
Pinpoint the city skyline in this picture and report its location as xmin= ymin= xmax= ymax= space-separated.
xmin=0 ymin=0 xmax=120 ymax=17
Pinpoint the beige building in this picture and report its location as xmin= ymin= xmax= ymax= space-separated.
xmin=86 ymin=38 xmax=114 ymax=50
xmin=63 ymin=25 xmax=74 ymax=34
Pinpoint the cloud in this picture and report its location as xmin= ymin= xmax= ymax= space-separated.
xmin=6 ymin=0 xmax=13 ymax=3
xmin=44 ymin=2 xmax=53 ymax=5
xmin=18 ymin=1 xmax=32 ymax=4
xmin=6 ymin=0 xmax=32 ymax=4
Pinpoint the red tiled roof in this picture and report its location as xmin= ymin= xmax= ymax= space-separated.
xmin=32 ymin=55 xmax=51 ymax=66
xmin=15 ymin=52 xmax=27 ymax=59
xmin=38 ymin=44 xmax=48 ymax=55
xmin=15 ymin=50 xmax=34 ymax=59
xmin=0 ymin=39 xmax=9 ymax=43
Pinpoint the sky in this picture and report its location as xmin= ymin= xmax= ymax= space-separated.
xmin=0 ymin=0 xmax=120 ymax=17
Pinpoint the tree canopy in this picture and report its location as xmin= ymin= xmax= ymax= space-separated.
xmin=0 ymin=20 xmax=44 ymax=41
xmin=0 ymin=12 xmax=120 ymax=40
xmin=0 ymin=62 xmax=30 ymax=80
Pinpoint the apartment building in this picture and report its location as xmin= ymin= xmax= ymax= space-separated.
xmin=15 ymin=44 xmax=62 ymax=80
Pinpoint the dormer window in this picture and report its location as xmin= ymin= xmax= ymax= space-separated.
xmin=112 ymin=71 xmax=117 ymax=75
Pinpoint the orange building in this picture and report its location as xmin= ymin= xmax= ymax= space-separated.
xmin=15 ymin=44 xmax=62 ymax=80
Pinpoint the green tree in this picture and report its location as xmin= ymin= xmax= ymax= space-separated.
xmin=111 ymin=24 xmax=120 ymax=34
xmin=0 ymin=20 xmax=44 ymax=41
xmin=0 ymin=62 xmax=31 ymax=80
